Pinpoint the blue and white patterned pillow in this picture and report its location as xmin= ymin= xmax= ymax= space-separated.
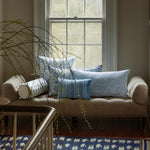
xmin=83 ymin=65 xmax=102 ymax=72
xmin=18 ymin=78 xmax=48 ymax=99
xmin=38 ymin=56 xmax=76 ymax=81
xmin=47 ymin=67 xmax=70 ymax=96
xmin=66 ymin=69 xmax=130 ymax=97
xmin=57 ymin=78 xmax=92 ymax=100
xmin=47 ymin=65 xmax=102 ymax=96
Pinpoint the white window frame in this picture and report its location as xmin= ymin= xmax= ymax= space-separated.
xmin=33 ymin=0 xmax=118 ymax=71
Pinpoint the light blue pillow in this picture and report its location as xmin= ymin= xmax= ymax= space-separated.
xmin=57 ymin=78 xmax=92 ymax=100
xmin=38 ymin=56 xmax=76 ymax=81
xmin=83 ymin=65 xmax=102 ymax=72
xmin=66 ymin=69 xmax=130 ymax=97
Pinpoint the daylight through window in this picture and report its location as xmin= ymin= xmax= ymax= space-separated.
xmin=48 ymin=0 xmax=103 ymax=69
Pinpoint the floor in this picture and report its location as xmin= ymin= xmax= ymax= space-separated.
xmin=1 ymin=116 xmax=150 ymax=139
xmin=53 ymin=117 xmax=150 ymax=139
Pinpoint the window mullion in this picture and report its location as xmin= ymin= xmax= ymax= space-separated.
xmin=54 ymin=44 xmax=102 ymax=46
xmin=49 ymin=17 xmax=103 ymax=20
xmin=84 ymin=0 xmax=86 ymax=17
xmin=50 ymin=0 xmax=52 ymax=17
xmin=84 ymin=20 xmax=86 ymax=68
xmin=66 ymin=19 xmax=68 ymax=57
xmin=66 ymin=0 xmax=69 ymax=57
xmin=84 ymin=0 xmax=86 ymax=68
xmin=66 ymin=0 xmax=69 ymax=17
xmin=49 ymin=20 xmax=52 ymax=56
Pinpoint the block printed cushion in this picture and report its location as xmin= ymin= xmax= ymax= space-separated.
xmin=18 ymin=78 xmax=48 ymax=99
xmin=67 ymin=69 xmax=130 ymax=97
xmin=38 ymin=56 xmax=76 ymax=81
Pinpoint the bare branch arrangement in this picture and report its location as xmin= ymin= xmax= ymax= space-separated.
xmin=0 ymin=20 xmax=92 ymax=135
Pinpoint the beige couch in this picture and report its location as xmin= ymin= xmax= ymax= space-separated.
xmin=1 ymin=75 xmax=148 ymax=118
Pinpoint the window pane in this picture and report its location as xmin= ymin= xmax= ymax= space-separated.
xmin=51 ymin=0 xmax=66 ymax=17
xmin=51 ymin=23 xmax=66 ymax=44
xmin=68 ymin=22 xmax=84 ymax=44
xmin=69 ymin=0 xmax=84 ymax=17
xmin=86 ymin=0 xmax=103 ymax=17
xmin=51 ymin=45 xmax=66 ymax=59
xmin=86 ymin=23 xmax=102 ymax=44
xmin=85 ymin=46 xmax=102 ymax=68
xmin=68 ymin=45 xmax=84 ymax=69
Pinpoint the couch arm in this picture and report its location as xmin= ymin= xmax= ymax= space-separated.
xmin=2 ymin=75 xmax=26 ymax=102
xmin=127 ymin=76 xmax=148 ymax=106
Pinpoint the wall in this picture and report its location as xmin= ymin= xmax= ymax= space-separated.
xmin=0 ymin=0 xmax=3 ymax=96
xmin=149 ymin=0 xmax=150 ymax=90
xmin=118 ymin=0 xmax=149 ymax=82
xmin=0 ymin=0 xmax=149 ymax=95
xmin=1 ymin=0 xmax=33 ymax=95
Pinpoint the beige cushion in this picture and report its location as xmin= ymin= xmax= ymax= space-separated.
xmin=128 ymin=76 xmax=148 ymax=106
xmin=9 ymin=94 xmax=147 ymax=117
xmin=2 ymin=75 xmax=26 ymax=102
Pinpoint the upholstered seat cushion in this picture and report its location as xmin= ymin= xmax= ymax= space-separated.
xmin=8 ymin=94 xmax=147 ymax=117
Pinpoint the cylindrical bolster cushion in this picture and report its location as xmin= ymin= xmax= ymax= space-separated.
xmin=18 ymin=78 xmax=48 ymax=99
xmin=2 ymin=75 xmax=26 ymax=102
xmin=128 ymin=76 xmax=148 ymax=106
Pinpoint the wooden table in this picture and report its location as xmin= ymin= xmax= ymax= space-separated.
xmin=0 ymin=97 xmax=10 ymax=105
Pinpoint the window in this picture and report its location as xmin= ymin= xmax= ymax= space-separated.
xmin=34 ymin=0 xmax=118 ymax=71
xmin=49 ymin=0 xmax=103 ymax=69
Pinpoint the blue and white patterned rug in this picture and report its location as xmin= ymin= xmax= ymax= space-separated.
xmin=53 ymin=136 xmax=147 ymax=150
xmin=0 ymin=135 xmax=147 ymax=150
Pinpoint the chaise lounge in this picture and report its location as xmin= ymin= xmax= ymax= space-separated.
xmin=2 ymin=75 xmax=148 ymax=118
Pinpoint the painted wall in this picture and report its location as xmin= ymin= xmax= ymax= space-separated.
xmin=0 ymin=0 xmax=3 ymax=96
xmin=0 ymin=0 xmax=149 ymax=95
xmin=0 ymin=0 xmax=33 ymax=95
xmin=118 ymin=0 xmax=149 ymax=82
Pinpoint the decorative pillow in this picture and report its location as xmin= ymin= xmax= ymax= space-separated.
xmin=57 ymin=78 xmax=92 ymax=100
xmin=47 ymin=67 xmax=70 ymax=96
xmin=83 ymin=65 xmax=102 ymax=72
xmin=66 ymin=69 xmax=130 ymax=97
xmin=18 ymin=78 xmax=48 ymax=99
xmin=38 ymin=56 xmax=76 ymax=81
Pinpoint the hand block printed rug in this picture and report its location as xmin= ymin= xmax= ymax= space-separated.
xmin=0 ymin=135 xmax=147 ymax=150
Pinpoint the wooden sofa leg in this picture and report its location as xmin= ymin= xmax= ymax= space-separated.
xmin=4 ymin=116 xmax=8 ymax=128
xmin=138 ymin=118 xmax=146 ymax=130
xmin=141 ymin=118 xmax=146 ymax=129
xmin=72 ymin=117 xmax=78 ymax=129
